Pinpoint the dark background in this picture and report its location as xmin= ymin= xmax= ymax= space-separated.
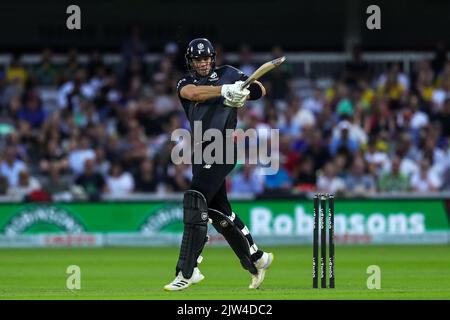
xmin=0 ymin=0 xmax=448 ymax=52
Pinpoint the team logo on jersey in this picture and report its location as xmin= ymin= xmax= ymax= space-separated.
xmin=197 ymin=43 xmax=204 ymax=49
xmin=208 ymin=72 xmax=219 ymax=82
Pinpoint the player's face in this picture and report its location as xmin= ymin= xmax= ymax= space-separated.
xmin=192 ymin=57 xmax=212 ymax=76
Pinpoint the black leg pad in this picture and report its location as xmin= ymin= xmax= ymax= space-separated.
xmin=209 ymin=208 xmax=258 ymax=275
xmin=176 ymin=190 xmax=209 ymax=279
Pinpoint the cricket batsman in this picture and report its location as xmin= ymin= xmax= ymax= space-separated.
xmin=164 ymin=38 xmax=273 ymax=291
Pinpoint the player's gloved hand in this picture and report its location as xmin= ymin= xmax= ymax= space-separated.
xmin=224 ymin=95 xmax=247 ymax=108
xmin=230 ymin=81 xmax=250 ymax=100
xmin=221 ymin=81 xmax=250 ymax=102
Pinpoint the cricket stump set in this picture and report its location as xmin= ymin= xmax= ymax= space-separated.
xmin=312 ymin=193 xmax=335 ymax=288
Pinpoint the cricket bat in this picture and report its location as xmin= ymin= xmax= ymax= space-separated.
xmin=240 ymin=56 xmax=286 ymax=89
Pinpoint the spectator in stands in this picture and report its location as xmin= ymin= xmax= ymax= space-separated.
xmin=74 ymin=158 xmax=105 ymax=201
xmin=345 ymin=156 xmax=376 ymax=196
xmin=6 ymin=54 xmax=28 ymax=88
xmin=302 ymin=87 xmax=325 ymax=115
xmin=7 ymin=169 xmax=41 ymax=200
xmin=377 ymin=65 xmax=407 ymax=111
xmin=0 ymin=145 xmax=27 ymax=188
xmin=105 ymin=161 xmax=134 ymax=197
xmin=278 ymin=134 xmax=300 ymax=176
xmin=316 ymin=161 xmax=346 ymax=194
xmin=18 ymin=91 xmax=47 ymax=129
xmin=363 ymin=135 xmax=389 ymax=175
xmin=134 ymin=159 xmax=158 ymax=192
xmin=414 ymin=61 xmax=435 ymax=112
xmin=5 ymin=94 xmax=22 ymax=120
xmin=94 ymin=147 xmax=110 ymax=176
xmin=42 ymin=162 xmax=71 ymax=196
xmin=95 ymin=69 xmax=123 ymax=121
xmin=231 ymin=164 xmax=264 ymax=195
xmin=165 ymin=164 xmax=190 ymax=193
xmin=126 ymin=69 xmax=149 ymax=101
xmin=393 ymin=132 xmax=421 ymax=163
xmin=156 ymin=56 xmax=179 ymax=92
xmin=435 ymin=60 xmax=450 ymax=89
xmin=68 ymin=136 xmax=96 ymax=175
xmin=263 ymin=166 xmax=292 ymax=194
xmin=136 ymin=96 xmax=164 ymax=137
xmin=331 ymin=115 xmax=367 ymax=146
xmin=333 ymin=152 xmax=352 ymax=179
xmin=293 ymin=156 xmax=316 ymax=192
xmin=329 ymin=121 xmax=359 ymax=156
xmin=376 ymin=62 xmax=410 ymax=92
xmin=418 ymin=135 xmax=446 ymax=166
xmin=152 ymin=72 xmax=177 ymax=115
xmin=303 ymin=131 xmax=331 ymax=173
xmin=292 ymin=95 xmax=316 ymax=131
xmin=38 ymin=138 xmax=68 ymax=174
xmin=378 ymin=156 xmax=411 ymax=192
xmin=64 ymin=48 xmax=81 ymax=77
xmin=431 ymin=77 xmax=450 ymax=111
xmin=410 ymin=159 xmax=440 ymax=192
xmin=58 ymin=68 xmax=95 ymax=111
xmin=120 ymin=119 xmax=148 ymax=172
xmin=32 ymin=48 xmax=58 ymax=86
xmin=356 ymin=79 xmax=376 ymax=114
xmin=279 ymin=100 xmax=301 ymax=138
xmin=397 ymin=95 xmax=429 ymax=138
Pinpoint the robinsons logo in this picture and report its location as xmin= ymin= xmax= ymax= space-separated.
xmin=4 ymin=206 xmax=85 ymax=236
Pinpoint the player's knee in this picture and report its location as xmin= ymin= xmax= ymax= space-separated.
xmin=183 ymin=190 xmax=209 ymax=225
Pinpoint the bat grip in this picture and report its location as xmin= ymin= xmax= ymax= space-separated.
xmin=240 ymin=79 xmax=253 ymax=90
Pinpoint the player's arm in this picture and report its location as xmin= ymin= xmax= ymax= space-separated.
xmin=180 ymin=84 xmax=222 ymax=102
xmin=180 ymin=83 xmax=249 ymax=103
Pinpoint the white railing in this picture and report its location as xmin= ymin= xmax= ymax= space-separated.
xmin=0 ymin=51 xmax=448 ymax=77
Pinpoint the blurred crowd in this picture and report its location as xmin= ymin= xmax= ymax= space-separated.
xmin=0 ymin=32 xmax=450 ymax=200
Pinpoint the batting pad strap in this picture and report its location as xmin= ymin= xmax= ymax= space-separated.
xmin=241 ymin=226 xmax=250 ymax=236
xmin=250 ymin=244 xmax=258 ymax=255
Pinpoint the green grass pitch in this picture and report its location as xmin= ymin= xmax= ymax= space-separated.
xmin=0 ymin=245 xmax=449 ymax=299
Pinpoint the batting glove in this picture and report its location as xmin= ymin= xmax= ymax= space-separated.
xmin=221 ymin=81 xmax=250 ymax=102
xmin=224 ymin=95 xmax=247 ymax=108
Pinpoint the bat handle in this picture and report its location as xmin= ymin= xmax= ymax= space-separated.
xmin=241 ymin=79 xmax=252 ymax=90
